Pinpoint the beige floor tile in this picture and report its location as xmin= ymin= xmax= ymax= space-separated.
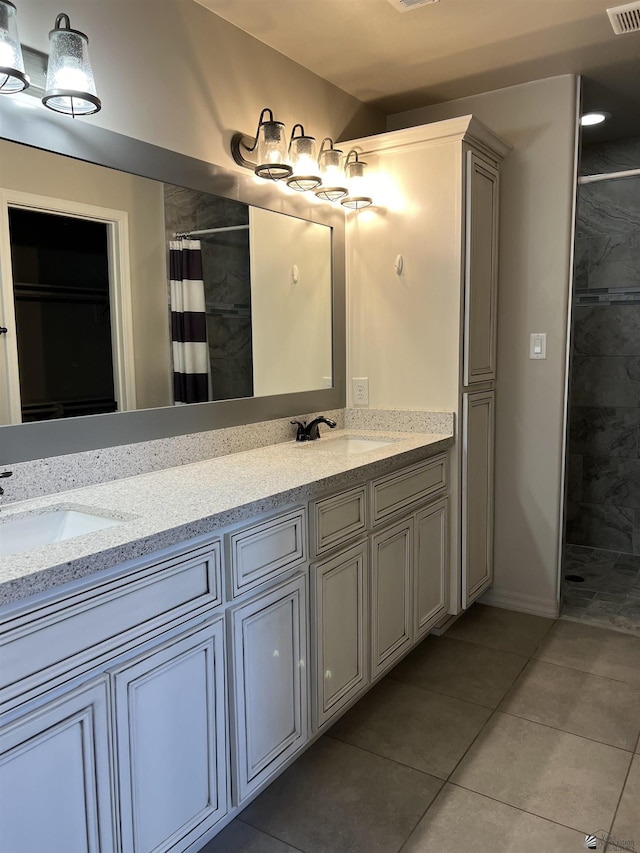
xmin=450 ymin=712 xmax=631 ymax=833
xmin=402 ymin=784 xmax=586 ymax=853
xmin=499 ymin=659 xmax=640 ymax=750
xmin=608 ymin=755 xmax=640 ymax=852
xmin=446 ymin=604 xmax=554 ymax=656
xmin=390 ymin=635 xmax=527 ymax=708
xmin=330 ymin=677 xmax=491 ymax=779
xmin=536 ymin=620 xmax=640 ymax=686
xmin=242 ymin=737 xmax=442 ymax=853
xmin=199 ymin=819 xmax=301 ymax=852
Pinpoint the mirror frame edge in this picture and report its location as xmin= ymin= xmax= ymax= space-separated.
xmin=0 ymin=99 xmax=346 ymax=464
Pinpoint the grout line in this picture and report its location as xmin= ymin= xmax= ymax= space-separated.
xmin=445 ymin=780 xmax=603 ymax=838
xmin=323 ymin=732 xmax=448 ymax=782
xmin=496 ymin=708 xmax=637 ymax=753
xmin=385 ymin=672 xmax=505 ymax=711
xmin=602 ymin=744 xmax=636 ymax=852
xmin=532 ymin=650 xmax=640 ymax=687
xmin=237 ymin=817 xmax=307 ymax=852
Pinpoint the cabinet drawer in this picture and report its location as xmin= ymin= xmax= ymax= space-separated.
xmin=0 ymin=539 xmax=222 ymax=710
xmin=226 ymin=507 xmax=307 ymax=598
xmin=370 ymin=454 xmax=448 ymax=526
xmin=311 ymin=486 xmax=367 ymax=556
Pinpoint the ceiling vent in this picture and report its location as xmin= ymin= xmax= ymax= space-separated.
xmin=385 ymin=0 xmax=440 ymax=13
xmin=607 ymin=1 xmax=640 ymax=34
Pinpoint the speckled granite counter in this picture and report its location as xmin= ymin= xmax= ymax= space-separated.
xmin=0 ymin=428 xmax=453 ymax=608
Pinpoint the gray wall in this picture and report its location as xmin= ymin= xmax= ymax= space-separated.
xmin=566 ymin=138 xmax=640 ymax=553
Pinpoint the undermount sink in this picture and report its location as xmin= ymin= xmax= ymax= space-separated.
xmin=315 ymin=436 xmax=396 ymax=455
xmin=0 ymin=507 xmax=124 ymax=557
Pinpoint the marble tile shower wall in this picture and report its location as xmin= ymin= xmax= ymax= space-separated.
xmin=163 ymin=184 xmax=254 ymax=401
xmin=567 ymin=138 xmax=640 ymax=553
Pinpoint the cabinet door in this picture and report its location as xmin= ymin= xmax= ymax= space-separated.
xmin=462 ymin=391 xmax=495 ymax=608
xmin=228 ymin=573 xmax=308 ymax=805
xmin=370 ymin=519 xmax=413 ymax=680
xmin=110 ymin=618 xmax=227 ymax=853
xmin=463 ymin=150 xmax=500 ymax=386
xmin=312 ymin=542 xmax=369 ymax=730
xmin=0 ymin=677 xmax=114 ymax=853
xmin=414 ymin=497 xmax=449 ymax=642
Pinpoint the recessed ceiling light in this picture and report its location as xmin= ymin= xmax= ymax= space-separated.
xmin=580 ymin=111 xmax=612 ymax=127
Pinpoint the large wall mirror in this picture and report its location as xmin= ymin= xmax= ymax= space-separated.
xmin=0 ymin=98 xmax=345 ymax=464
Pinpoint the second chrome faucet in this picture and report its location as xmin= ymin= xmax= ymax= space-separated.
xmin=291 ymin=416 xmax=337 ymax=442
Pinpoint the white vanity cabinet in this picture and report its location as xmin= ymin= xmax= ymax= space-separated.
xmin=110 ymin=618 xmax=228 ymax=853
xmin=0 ymin=676 xmax=115 ymax=853
xmin=311 ymin=541 xmax=369 ymax=729
xmin=370 ymin=518 xmax=413 ymax=680
xmin=227 ymin=572 xmax=308 ymax=805
xmin=414 ymin=497 xmax=450 ymax=640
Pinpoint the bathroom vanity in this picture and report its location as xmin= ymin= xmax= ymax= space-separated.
xmin=0 ymin=427 xmax=452 ymax=853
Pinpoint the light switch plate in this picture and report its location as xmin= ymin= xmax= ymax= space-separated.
xmin=530 ymin=333 xmax=547 ymax=359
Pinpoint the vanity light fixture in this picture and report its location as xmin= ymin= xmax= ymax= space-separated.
xmin=231 ymin=108 xmax=293 ymax=181
xmin=341 ymin=150 xmax=373 ymax=209
xmin=286 ymin=124 xmax=321 ymax=191
xmin=315 ymin=138 xmax=348 ymax=202
xmin=42 ymin=13 xmax=101 ymax=116
xmin=0 ymin=0 xmax=29 ymax=93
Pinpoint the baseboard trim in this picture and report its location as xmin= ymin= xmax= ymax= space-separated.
xmin=479 ymin=587 xmax=559 ymax=619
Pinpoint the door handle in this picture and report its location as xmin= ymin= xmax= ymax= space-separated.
xmin=0 ymin=327 xmax=7 ymax=334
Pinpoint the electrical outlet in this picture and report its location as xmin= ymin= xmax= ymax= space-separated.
xmin=352 ymin=377 xmax=369 ymax=406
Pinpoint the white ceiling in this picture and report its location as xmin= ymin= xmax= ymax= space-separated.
xmin=195 ymin=0 xmax=640 ymax=142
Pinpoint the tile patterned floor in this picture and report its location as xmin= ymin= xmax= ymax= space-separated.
xmin=562 ymin=544 xmax=640 ymax=636
xmin=201 ymin=605 xmax=640 ymax=853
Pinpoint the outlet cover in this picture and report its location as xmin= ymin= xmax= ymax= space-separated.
xmin=352 ymin=377 xmax=369 ymax=406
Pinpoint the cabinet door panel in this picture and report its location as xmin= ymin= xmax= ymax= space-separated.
xmin=371 ymin=519 xmax=413 ymax=680
xmin=312 ymin=542 xmax=368 ymax=729
xmin=111 ymin=619 xmax=227 ymax=853
xmin=0 ymin=677 xmax=114 ymax=853
xmin=229 ymin=573 xmax=308 ymax=804
xmin=462 ymin=391 xmax=495 ymax=607
xmin=414 ymin=497 xmax=449 ymax=641
xmin=464 ymin=150 xmax=499 ymax=385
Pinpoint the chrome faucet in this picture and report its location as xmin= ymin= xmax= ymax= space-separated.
xmin=291 ymin=416 xmax=337 ymax=442
xmin=0 ymin=470 xmax=12 ymax=496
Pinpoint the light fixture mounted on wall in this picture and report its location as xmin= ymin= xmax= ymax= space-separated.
xmin=231 ymin=108 xmax=293 ymax=181
xmin=315 ymin=138 xmax=348 ymax=201
xmin=42 ymin=13 xmax=100 ymax=116
xmin=286 ymin=124 xmax=321 ymax=191
xmin=0 ymin=0 xmax=29 ymax=93
xmin=341 ymin=150 xmax=373 ymax=209
xmin=0 ymin=3 xmax=100 ymax=116
xmin=231 ymin=109 xmax=374 ymax=208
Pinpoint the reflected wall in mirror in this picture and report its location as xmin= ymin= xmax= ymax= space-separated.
xmin=0 ymin=139 xmax=333 ymax=427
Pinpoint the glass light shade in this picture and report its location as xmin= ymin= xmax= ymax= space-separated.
xmin=42 ymin=14 xmax=100 ymax=116
xmin=341 ymin=153 xmax=373 ymax=209
xmin=287 ymin=126 xmax=321 ymax=192
xmin=315 ymin=139 xmax=347 ymax=202
xmin=0 ymin=1 xmax=29 ymax=94
xmin=256 ymin=117 xmax=292 ymax=180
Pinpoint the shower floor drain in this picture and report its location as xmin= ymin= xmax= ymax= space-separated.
xmin=565 ymin=574 xmax=585 ymax=583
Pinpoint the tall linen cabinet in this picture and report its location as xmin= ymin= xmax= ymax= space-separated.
xmin=344 ymin=116 xmax=510 ymax=615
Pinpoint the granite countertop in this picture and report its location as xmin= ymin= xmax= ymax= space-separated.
xmin=0 ymin=428 xmax=453 ymax=608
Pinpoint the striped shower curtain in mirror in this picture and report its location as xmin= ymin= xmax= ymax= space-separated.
xmin=169 ymin=238 xmax=210 ymax=404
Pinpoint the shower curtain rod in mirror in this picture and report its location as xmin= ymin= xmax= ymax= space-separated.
xmin=173 ymin=224 xmax=249 ymax=238
xmin=579 ymin=167 xmax=640 ymax=185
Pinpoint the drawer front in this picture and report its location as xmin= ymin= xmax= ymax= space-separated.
xmin=371 ymin=455 xmax=448 ymax=527
xmin=311 ymin=486 xmax=367 ymax=556
xmin=227 ymin=507 xmax=307 ymax=598
xmin=0 ymin=540 xmax=222 ymax=710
